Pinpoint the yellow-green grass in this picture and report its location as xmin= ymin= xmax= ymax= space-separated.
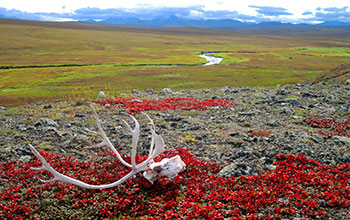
xmin=1 ymin=19 xmax=350 ymax=106
xmin=295 ymin=47 xmax=350 ymax=57
xmin=214 ymin=53 xmax=250 ymax=64
xmin=0 ymin=64 xmax=319 ymax=106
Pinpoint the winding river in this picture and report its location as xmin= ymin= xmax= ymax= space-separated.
xmin=1 ymin=52 xmax=224 ymax=92
xmin=198 ymin=53 xmax=223 ymax=66
xmin=0 ymin=52 xmax=223 ymax=71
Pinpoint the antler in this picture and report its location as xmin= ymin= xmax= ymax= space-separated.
xmin=29 ymin=105 xmax=185 ymax=189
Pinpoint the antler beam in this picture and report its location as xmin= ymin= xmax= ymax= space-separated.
xmin=29 ymin=105 xmax=185 ymax=189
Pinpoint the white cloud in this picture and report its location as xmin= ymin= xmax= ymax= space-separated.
xmin=0 ymin=0 xmax=349 ymax=23
xmin=0 ymin=0 xmax=349 ymax=14
xmin=190 ymin=10 xmax=203 ymax=17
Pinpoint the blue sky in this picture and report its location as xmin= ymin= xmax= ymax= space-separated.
xmin=0 ymin=0 xmax=349 ymax=23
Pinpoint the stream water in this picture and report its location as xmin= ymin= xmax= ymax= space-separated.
xmin=198 ymin=53 xmax=223 ymax=66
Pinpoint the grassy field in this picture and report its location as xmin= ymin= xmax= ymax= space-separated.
xmin=1 ymin=18 xmax=350 ymax=106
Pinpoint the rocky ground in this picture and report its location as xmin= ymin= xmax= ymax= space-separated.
xmin=0 ymin=83 xmax=349 ymax=179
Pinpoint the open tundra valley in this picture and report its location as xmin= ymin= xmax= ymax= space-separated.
xmin=0 ymin=18 xmax=349 ymax=219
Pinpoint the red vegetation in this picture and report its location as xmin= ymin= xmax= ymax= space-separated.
xmin=1 ymin=149 xmax=349 ymax=219
xmin=304 ymin=116 xmax=350 ymax=138
xmin=248 ymin=130 xmax=273 ymax=137
xmin=96 ymin=97 xmax=235 ymax=113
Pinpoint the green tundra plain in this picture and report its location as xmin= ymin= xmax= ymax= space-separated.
xmin=1 ymin=18 xmax=350 ymax=106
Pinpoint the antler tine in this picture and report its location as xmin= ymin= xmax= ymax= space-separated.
xmin=134 ymin=112 xmax=165 ymax=168
xmin=121 ymin=112 xmax=165 ymax=170
xmin=121 ymin=115 xmax=139 ymax=171
xmin=87 ymin=104 xmax=132 ymax=168
xmin=29 ymin=144 xmax=59 ymax=183
xmin=137 ymin=130 xmax=165 ymax=169
xmin=141 ymin=112 xmax=156 ymax=158
xmin=141 ymin=112 xmax=156 ymax=131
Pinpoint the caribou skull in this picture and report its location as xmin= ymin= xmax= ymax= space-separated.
xmin=29 ymin=104 xmax=185 ymax=189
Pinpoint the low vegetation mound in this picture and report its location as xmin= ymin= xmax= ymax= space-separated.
xmin=312 ymin=63 xmax=350 ymax=84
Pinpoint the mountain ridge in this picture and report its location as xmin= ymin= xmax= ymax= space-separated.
xmin=91 ymin=15 xmax=350 ymax=28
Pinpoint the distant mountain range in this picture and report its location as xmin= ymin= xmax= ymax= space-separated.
xmin=1 ymin=16 xmax=350 ymax=30
xmin=86 ymin=16 xmax=350 ymax=28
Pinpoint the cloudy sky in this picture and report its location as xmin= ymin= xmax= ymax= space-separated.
xmin=0 ymin=0 xmax=349 ymax=24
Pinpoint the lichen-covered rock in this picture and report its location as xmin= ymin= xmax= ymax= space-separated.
xmin=35 ymin=118 xmax=58 ymax=128
xmin=330 ymin=136 xmax=350 ymax=146
xmin=217 ymin=163 xmax=255 ymax=178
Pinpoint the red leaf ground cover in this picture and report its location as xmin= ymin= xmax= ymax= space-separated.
xmin=248 ymin=130 xmax=273 ymax=137
xmin=304 ymin=116 xmax=350 ymax=138
xmin=1 ymin=149 xmax=349 ymax=219
xmin=96 ymin=97 xmax=235 ymax=113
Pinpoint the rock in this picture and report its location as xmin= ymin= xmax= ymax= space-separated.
xmin=267 ymin=120 xmax=281 ymax=127
xmin=283 ymin=98 xmax=299 ymax=105
xmin=35 ymin=118 xmax=58 ymax=128
xmin=211 ymin=95 xmax=222 ymax=100
xmin=231 ymin=88 xmax=239 ymax=93
xmin=145 ymin=89 xmax=155 ymax=94
xmin=165 ymin=116 xmax=183 ymax=122
xmin=342 ymin=153 xmax=350 ymax=163
xmin=97 ymin=91 xmax=106 ymax=99
xmin=159 ymin=88 xmax=175 ymax=96
xmin=15 ymin=148 xmax=31 ymax=157
xmin=131 ymin=89 xmax=142 ymax=95
xmin=302 ymin=92 xmax=319 ymax=98
xmin=276 ymin=89 xmax=288 ymax=95
xmin=330 ymin=136 xmax=350 ymax=146
xmin=218 ymin=86 xmax=230 ymax=93
xmin=229 ymin=132 xmax=241 ymax=137
xmin=44 ymin=127 xmax=61 ymax=136
xmin=238 ymin=112 xmax=254 ymax=116
xmin=279 ymin=107 xmax=294 ymax=114
xmin=201 ymin=89 xmax=211 ymax=94
xmin=310 ymin=133 xmax=324 ymax=143
xmin=324 ymin=95 xmax=344 ymax=104
xmin=19 ymin=156 xmax=32 ymax=163
xmin=241 ymin=87 xmax=254 ymax=92
xmin=43 ymin=104 xmax=52 ymax=109
xmin=345 ymin=79 xmax=350 ymax=85
xmin=16 ymin=124 xmax=27 ymax=131
xmin=0 ymin=106 xmax=8 ymax=111
xmin=217 ymin=162 xmax=254 ymax=178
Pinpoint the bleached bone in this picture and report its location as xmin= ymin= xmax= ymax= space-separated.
xmin=143 ymin=155 xmax=186 ymax=184
xmin=29 ymin=104 xmax=185 ymax=189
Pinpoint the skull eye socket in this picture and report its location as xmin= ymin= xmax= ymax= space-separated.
xmin=154 ymin=166 xmax=162 ymax=173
